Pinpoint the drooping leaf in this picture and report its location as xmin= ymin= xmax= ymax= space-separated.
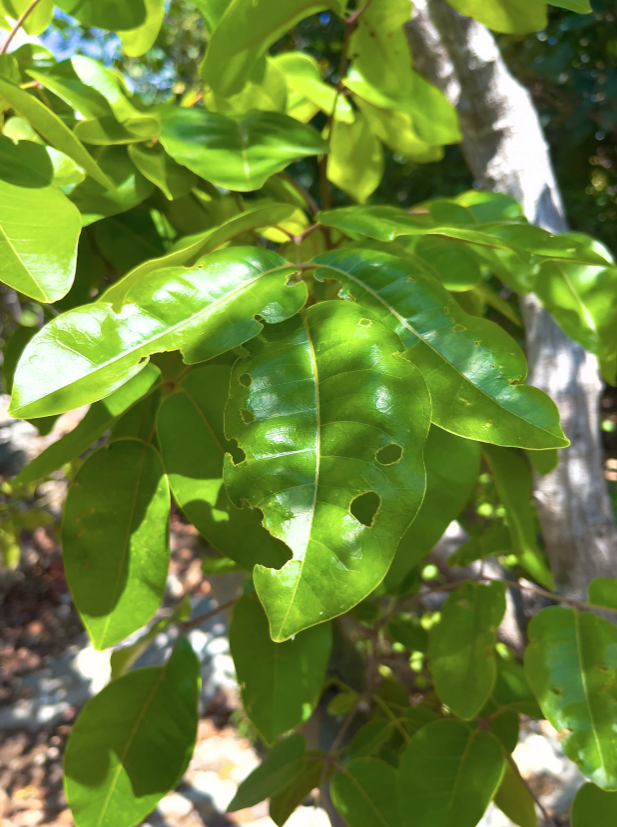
xmin=0 ymin=77 xmax=113 ymax=189
xmin=159 ymin=107 xmax=328 ymax=192
xmin=443 ymin=0 xmax=547 ymax=34
xmin=157 ymin=363 xmax=290 ymax=570
xmin=119 ymin=0 xmax=165 ymax=56
xmin=57 ymin=0 xmax=148 ymax=31
xmin=200 ymin=0 xmax=346 ymax=96
xmin=313 ymin=248 xmax=568 ymax=450
xmin=62 ymin=438 xmax=170 ymax=650
xmin=327 ymin=112 xmax=384 ymax=203
xmin=272 ymin=51 xmax=354 ymax=123
xmin=225 ymin=301 xmax=431 ymax=641
xmin=16 ymin=365 xmax=161 ymax=485
xmin=493 ymin=760 xmax=537 ymax=827
xmin=64 ymin=638 xmax=199 ymax=827
xmin=100 ymin=203 xmax=296 ymax=308
xmin=331 ymin=758 xmax=401 ymax=827
xmin=228 ymin=734 xmax=306 ymax=811
xmin=10 ymin=247 xmax=305 ymax=419
xmin=128 ymin=141 xmax=196 ymax=200
xmin=525 ymin=606 xmax=617 ymax=790
xmin=571 ymin=783 xmax=617 ymax=827
xmin=229 ymin=594 xmax=332 ymax=744
xmin=386 ymin=426 xmax=480 ymax=587
xmin=397 ymin=720 xmax=505 ymax=827
xmin=0 ymin=136 xmax=81 ymax=302
xmin=269 ymin=755 xmax=333 ymax=827
xmin=428 ymin=581 xmax=506 ymax=720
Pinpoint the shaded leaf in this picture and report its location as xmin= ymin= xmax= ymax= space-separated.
xmin=57 ymin=0 xmax=147 ymax=31
xmin=494 ymin=760 xmax=537 ymax=827
xmin=388 ymin=615 xmax=428 ymax=653
xmin=74 ymin=115 xmax=160 ymax=146
xmin=571 ymin=782 xmax=617 ymax=827
xmin=228 ymin=734 xmax=306 ymax=811
xmin=128 ymin=141 xmax=196 ymax=200
xmin=331 ymin=758 xmax=400 ymax=827
xmin=444 ymin=0 xmax=546 ymax=34
xmin=270 ymin=756 xmax=332 ymax=826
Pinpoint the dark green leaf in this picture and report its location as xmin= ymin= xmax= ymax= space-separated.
xmin=128 ymin=141 xmax=196 ymax=200
xmin=159 ymin=107 xmax=328 ymax=192
xmin=571 ymin=783 xmax=617 ymax=827
xmin=157 ymin=363 xmax=290 ymax=570
xmin=9 ymin=247 xmax=306 ymax=419
xmin=397 ymin=720 xmax=505 ymax=827
xmin=388 ymin=615 xmax=428 ymax=653
xmin=525 ymin=606 xmax=617 ymax=789
xmin=443 ymin=0 xmax=546 ymax=34
xmin=428 ymin=581 xmax=506 ymax=720
xmin=94 ymin=207 xmax=165 ymax=274
xmin=331 ymin=758 xmax=400 ymax=827
xmin=228 ymin=734 xmax=306 ymax=811
xmin=347 ymin=720 xmax=393 ymax=759
xmin=62 ymin=438 xmax=170 ymax=650
xmin=493 ymin=760 xmax=537 ymax=827
xmin=270 ymin=755 xmax=332 ymax=826
xmin=65 ymin=638 xmax=199 ymax=827
xmin=225 ymin=301 xmax=431 ymax=640
xmin=313 ymin=247 xmax=568 ymax=450
xmin=229 ymin=594 xmax=332 ymax=744
xmin=57 ymin=0 xmax=147 ymax=30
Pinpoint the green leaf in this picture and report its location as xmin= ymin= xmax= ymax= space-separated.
xmin=69 ymin=145 xmax=154 ymax=225
xmin=331 ymin=758 xmax=400 ymax=827
xmin=0 ymin=137 xmax=81 ymax=302
xmin=128 ymin=141 xmax=196 ymax=200
xmin=524 ymin=447 xmax=558 ymax=476
xmin=386 ymin=426 xmax=480 ymax=587
xmin=192 ymin=0 xmax=232 ymax=34
xmin=229 ymin=594 xmax=332 ymax=744
xmin=200 ymin=0 xmax=345 ymax=96
xmin=119 ymin=0 xmax=165 ymax=56
xmin=1 ymin=0 xmax=54 ymax=34
xmin=272 ymin=52 xmax=354 ymax=123
xmin=205 ymin=56 xmax=288 ymax=116
xmin=65 ymin=638 xmax=199 ymax=827
xmin=588 ymin=578 xmax=617 ymax=611
xmin=16 ymin=365 xmax=160 ymax=485
xmin=327 ymin=112 xmax=384 ymax=203
xmin=571 ymin=783 xmax=617 ymax=827
xmin=398 ymin=720 xmax=505 ymax=827
xmin=347 ymin=720 xmax=393 ymax=759
xmin=535 ymin=258 xmax=617 ymax=364
xmin=225 ymin=301 xmax=431 ymax=641
xmin=428 ymin=581 xmax=506 ymax=720
xmin=546 ymin=0 xmax=591 ymax=11
xmin=159 ymin=107 xmax=328 ymax=192
xmin=157 ymin=363 xmax=290 ymax=570
xmin=57 ymin=0 xmax=147 ymax=30
xmin=0 ymin=77 xmax=114 ymax=189
xmin=313 ymin=247 xmax=568 ymax=450
xmin=62 ymin=438 xmax=170 ymax=650
xmin=388 ymin=615 xmax=428 ymax=653
xmin=10 ymin=247 xmax=305 ymax=419
xmin=525 ymin=606 xmax=617 ymax=789
xmin=493 ymin=760 xmax=537 ymax=827
xmin=443 ymin=0 xmax=547 ymax=34
xmin=270 ymin=755 xmax=333 ymax=826
xmin=94 ymin=207 xmax=165 ymax=274
xmin=483 ymin=445 xmax=553 ymax=588
xmin=228 ymin=734 xmax=306 ymax=811
xmin=27 ymin=62 xmax=115 ymax=121
xmin=74 ymin=115 xmax=160 ymax=146
xmin=100 ymin=203 xmax=295 ymax=308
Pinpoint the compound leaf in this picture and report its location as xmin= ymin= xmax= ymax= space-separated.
xmin=64 ymin=638 xmax=199 ymax=827
xmin=428 ymin=581 xmax=506 ymax=720
xmin=157 ymin=363 xmax=290 ymax=571
xmin=229 ymin=594 xmax=332 ymax=744
xmin=62 ymin=438 xmax=170 ymax=650
xmin=313 ymin=247 xmax=568 ymax=449
xmin=9 ymin=247 xmax=306 ymax=419
xmin=225 ymin=301 xmax=431 ymax=641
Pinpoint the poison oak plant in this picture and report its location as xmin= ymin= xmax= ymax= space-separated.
xmin=0 ymin=0 xmax=616 ymax=826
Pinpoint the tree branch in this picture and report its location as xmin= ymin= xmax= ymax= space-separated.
xmin=0 ymin=0 xmax=45 ymax=56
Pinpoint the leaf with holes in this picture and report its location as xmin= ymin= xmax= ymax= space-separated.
xmin=64 ymin=637 xmax=199 ymax=827
xmin=313 ymin=248 xmax=568 ymax=449
xmin=331 ymin=758 xmax=401 ymax=827
xmin=224 ymin=300 xmax=431 ymax=641
xmin=159 ymin=107 xmax=328 ymax=192
xmin=525 ymin=606 xmax=617 ymax=790
xmin=62 ymin=438 xmax=170 ymax=650
xmin=157 ymin=362 xmax=290 ymax=571
xmin=428 ymin=581 xmax=506 ymax=720
xmin=397 ymin=720 xmax=505 ymax=827
xmin=229 ymin=594 xmax=332 ymax=744
xmin=9 ymin=247 xmax=306 ymax=419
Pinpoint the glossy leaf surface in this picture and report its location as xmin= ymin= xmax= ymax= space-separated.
xmin=571 ymin=783 xmax=617 ymax=827
xmin=429 ymin=581 xmax=506 ymax=720
xmin=159 ymin=107 xmax=328 ymax=191
xmin=525 ymin=607 xmax=617 ymax=789
xmin=9 ymin=247 xmax=305 ymax=419
xmin=62 ymin=439 xmax=170 ymax=650
xmin=64 ymin=638 xmax=199 ymax=827
xmin=225 ymin=301 xmax=431 ymax=641
xmin=397 ymin=720 xmax=505 ymax=827
xmin=229 ymin=595 xmax=332 ymax=744
xmin=313 ymin=248 xmax=568 ymax=449
xmin=331 ymin=758 xmax=400 ymax=827
xmin=157 ymin=363 xmax=290 ymax=570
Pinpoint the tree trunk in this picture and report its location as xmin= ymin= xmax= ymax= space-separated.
xmin=407 ymin=0 xmax=617 ymax=598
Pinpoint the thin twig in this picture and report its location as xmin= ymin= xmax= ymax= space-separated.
xmin=0 ymin=0 xmax=45 ymax=55
xmin=181 ymin=597 xmax=237 ymax=632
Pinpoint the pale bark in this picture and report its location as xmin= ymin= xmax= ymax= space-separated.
xmin=407 ymin=0 xmax=617 ymax=598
